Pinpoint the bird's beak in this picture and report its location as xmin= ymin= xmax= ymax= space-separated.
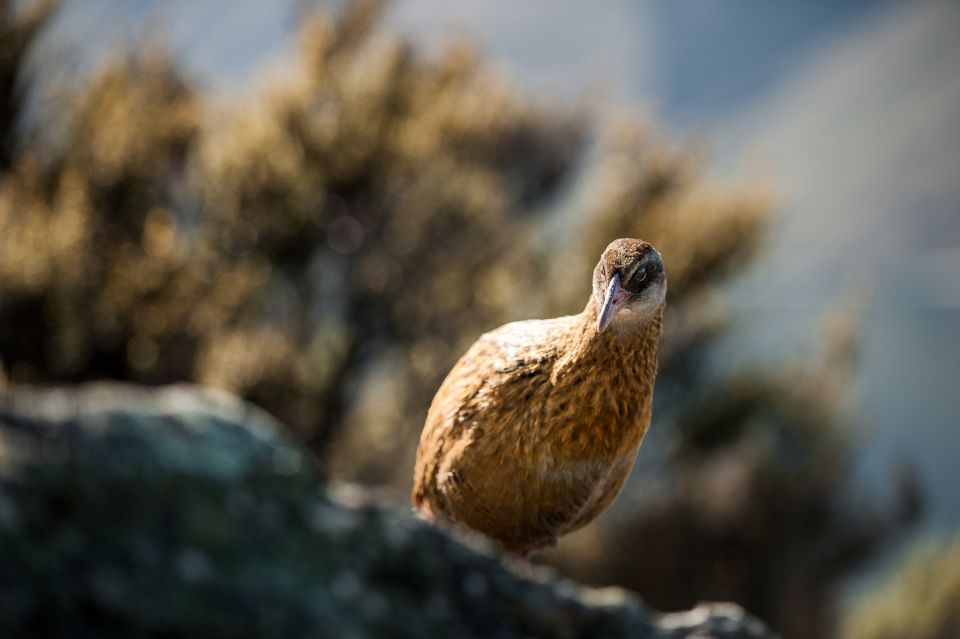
xmin=597 ymin=273 xmax=632 ymax=333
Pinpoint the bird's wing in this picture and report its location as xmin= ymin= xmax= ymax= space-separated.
xmin=413 ymin=317 xmax=586 ymax=547
xmin=413 ymin=318 xmax=566 ymax=490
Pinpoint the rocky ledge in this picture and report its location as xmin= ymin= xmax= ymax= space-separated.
xmin=0 ymin=384 xmax=776 ymax=639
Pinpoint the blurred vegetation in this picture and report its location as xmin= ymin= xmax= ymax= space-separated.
xmin=0 ymin=1 xmax=918 ymax=638
xmin=841 ymin=539 xmax=960 ymax=639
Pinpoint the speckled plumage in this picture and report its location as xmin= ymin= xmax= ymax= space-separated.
xmin=413 ymin=239 xmax=665 ymax=554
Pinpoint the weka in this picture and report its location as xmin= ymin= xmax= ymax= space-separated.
xmin=413 ymin=238 xmax=666 ymax=554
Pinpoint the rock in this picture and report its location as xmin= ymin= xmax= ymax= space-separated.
xmin=0 ymin=384 xmax=777 ymax=639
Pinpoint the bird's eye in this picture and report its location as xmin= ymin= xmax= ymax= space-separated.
xmin=621 ymin=266 xmax=647 ymax=293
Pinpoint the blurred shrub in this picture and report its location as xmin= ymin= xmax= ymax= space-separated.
xmin=841 ymin=539 xmax=960 ymax=639
xmin=0 ymin=2 xmax=915 ymax=638
xmin=0 ymin=0 xmax=765 ymax=476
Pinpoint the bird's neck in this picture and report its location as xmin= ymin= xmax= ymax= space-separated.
xmin=573 ymin=297 xmax=662 ymax=363
xmin=545 ymin=299 xmax=663 ymax=458
xmin=549 ymin=298 xmax=662 ymax=390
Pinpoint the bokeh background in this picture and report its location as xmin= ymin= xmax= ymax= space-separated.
xmin=1 ymin=1 xmax=958 ymax=637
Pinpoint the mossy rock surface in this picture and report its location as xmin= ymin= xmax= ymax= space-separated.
xmin=0 ymin=384 xmax=776 ymax=639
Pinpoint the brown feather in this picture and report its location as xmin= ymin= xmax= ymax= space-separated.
xmin=412 ymin=238 xmax=664 ymax=554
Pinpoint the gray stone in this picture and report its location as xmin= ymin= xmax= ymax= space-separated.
xmin=0 ymin=384 xmax=778 ymax=639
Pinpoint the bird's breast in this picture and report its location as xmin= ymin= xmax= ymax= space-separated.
xmin=541 ymin=384 xmax=651 ymax=458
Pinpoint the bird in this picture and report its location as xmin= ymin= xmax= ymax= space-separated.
xmin=412 ymin=238 xmax=666 ymax=554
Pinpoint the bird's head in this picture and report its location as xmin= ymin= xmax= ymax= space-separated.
xmin=592 ymin=238 xmax=666 ymax=334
